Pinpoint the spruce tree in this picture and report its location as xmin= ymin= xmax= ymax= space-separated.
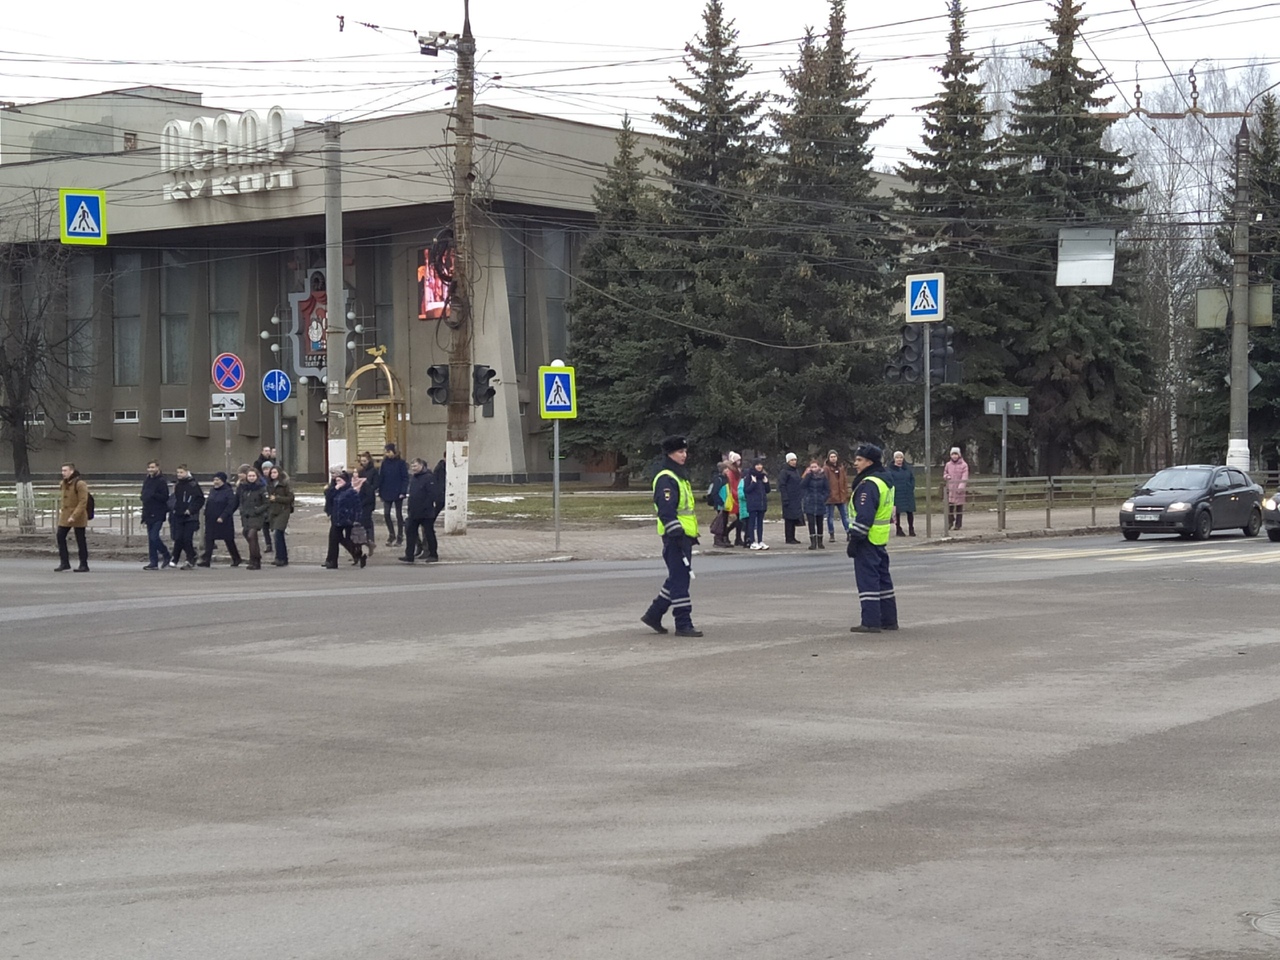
xmin=564 ymin=119 xmax=681 ymax=468
xmin=645 ymin=0 xmax=766 ymax=457
xmin=713 ymin=0 xmax=897 ymax=454
xmin=996 ymin=0 xmax=1152 ymax=473
xmin=894 ymin=0 xmax=1006 ymax=463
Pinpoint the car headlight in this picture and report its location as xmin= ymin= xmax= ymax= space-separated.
xmin=1120 ymin=500 xmax=1135 ymax=512
xmin=1266 ymin=498 xmax=1277 ymax=511
xmin=1167 ymin=501 xmax=1192 ymax=512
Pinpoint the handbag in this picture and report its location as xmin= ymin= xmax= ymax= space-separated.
xmin=709 ymin=510 xmax=728 ymax=538
xmin=349 ymin=523 xmax=368 ymax=546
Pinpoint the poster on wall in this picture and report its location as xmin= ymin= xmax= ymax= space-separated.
xmin=290 ymin=267 xmax=331 ymax=380
xmin=418 ymin=240 xmax=454 ymax=321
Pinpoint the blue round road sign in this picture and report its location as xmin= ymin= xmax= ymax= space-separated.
xmin=262 ymin=368 xmax=292 ymax=405
xmin=212 ymin=352 xmax=245 ymax=392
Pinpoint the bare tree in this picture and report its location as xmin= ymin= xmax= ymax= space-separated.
xmin=0 ymin=191 xmax=97 ymax=532
xmin=1111 ymin=64 xmax=1271 ymax=469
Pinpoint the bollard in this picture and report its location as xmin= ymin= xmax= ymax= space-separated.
xmin=1090 ymin=478 xmax=1098 ymax=526
xmin=1045 ymin=477 xmax=1054 ymax=529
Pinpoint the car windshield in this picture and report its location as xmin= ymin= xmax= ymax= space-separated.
xmin=1142 ymin=467 xmax=1212 ymax=491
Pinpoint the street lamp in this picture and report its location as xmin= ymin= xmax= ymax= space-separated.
xmin=260 ymin=307 xmax=288 ymax=451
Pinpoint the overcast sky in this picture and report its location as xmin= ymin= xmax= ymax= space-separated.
xmin=3 ymin=0 xmax=1277 ymax=167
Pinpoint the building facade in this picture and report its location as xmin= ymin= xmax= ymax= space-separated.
xmin=0 ymin=88 xmax=634 ymax=480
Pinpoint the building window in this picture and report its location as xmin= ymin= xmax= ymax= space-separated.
xmin=540 ymin=228 xmax=570 ymax=363
xmin=501 ymin=226 xmax=527 ymax=374
xmin=160 ymin=408 xmax=187 ymax=422
xmin=67 ymin=410 xmax=92 ymax=424
xmin=123 ymin=132 xmax=138 ymax=151
xmin=112 ymin=253 xmax=141 ymax=386
xmin=113 ymin=409 xmax=140 ymax=423
xmin=24 ymin=410 xmax=46 ymax=426
xmin=161 ymin=251 xmax=191 ymax=384
xmin=66 ymin=254 xmax=95 ymax=390
xmin=210 ymin=255 xmax=244 ymax=358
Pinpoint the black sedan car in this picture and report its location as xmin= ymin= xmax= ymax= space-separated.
xmin=1262 ymin=491 xmax=1280 ymax=541
xmin=1119 ymin=465 xmax=1263 ymax=540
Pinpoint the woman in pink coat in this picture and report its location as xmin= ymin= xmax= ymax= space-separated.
xmin=942 ymin=446 xmax=969 ymax=531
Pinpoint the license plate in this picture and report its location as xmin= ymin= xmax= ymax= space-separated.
xmin=1134 ymin=514 xmax=1160 ymax=521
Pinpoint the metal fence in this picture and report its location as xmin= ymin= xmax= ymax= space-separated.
xmin=937 ymin=470 xmax=1280 ymax=532
xmin=0 ymin=491 xmax=141 ymax=545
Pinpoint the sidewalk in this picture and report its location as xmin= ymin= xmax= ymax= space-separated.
xmin=0 ymin=500 xmax=1119 ymax=566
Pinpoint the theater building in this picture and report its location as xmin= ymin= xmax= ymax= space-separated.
xmin=0 ymin=86 xmax=633 ymax=480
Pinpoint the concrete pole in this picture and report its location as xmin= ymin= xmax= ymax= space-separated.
xmin=1227 ymin=119 xmax=1251 ymax=470
xmin=442 ymin=0 xmax=475 ymax=535
xmin=324 ymin=122 xmax=348 ymax=473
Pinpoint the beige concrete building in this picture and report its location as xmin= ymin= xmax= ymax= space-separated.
xmin=0 ymin=87 xmax=635 ymax=480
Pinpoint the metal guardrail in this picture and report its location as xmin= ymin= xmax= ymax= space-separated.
xmin=958 ymin=474 xmax=1145 ymax=531
xmin=0 ymin=492 xmax=140 ymax=545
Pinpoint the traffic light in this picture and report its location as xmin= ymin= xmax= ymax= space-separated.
xmin=884 ymin=324 xmax=926 ymax=384
xmin=427 ymin=363 xmax=449 ymax=405
xmin=472 ymin=364 xmax=497 ymax=406
xmin=929 ymin=324 xmax=955 ymax=385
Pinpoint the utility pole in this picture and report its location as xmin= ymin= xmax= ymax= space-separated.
xmin=323 ymin=121 xmax=348 ymax=472
xmin=1096 ymin=72 xmax=1266 ymax=470
xmin=1227 ymin=120 xmax=1252 ymax=470
xmin=418 ymin=1 xmax=477 ymax=535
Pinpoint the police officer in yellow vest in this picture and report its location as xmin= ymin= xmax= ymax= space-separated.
xmin=847 ymin=443 xmax=898 ymax=634
xmin=641 ymin=435 xmax=703 ymax=637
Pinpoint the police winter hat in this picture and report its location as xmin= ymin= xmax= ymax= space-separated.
xmin=853 ymin=443 xmax=883 ymax=464
xmin=661 ymin=435 xmax=688 ymax=455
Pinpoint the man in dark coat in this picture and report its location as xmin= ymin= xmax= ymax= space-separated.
xmin=198 ymin=472 xmax=241 ymax=567
xmin=399 ymin=458 xmax=441 ymax=563
xmin=170 ymin=465 xmax=205 ymax=570
xmin=777 ymin=452 xmax=804 ymax=544
xmin=377 ymin=443 xmax=410 ymax=546
xmin=140 ymin=460 xmax=173 ymax=570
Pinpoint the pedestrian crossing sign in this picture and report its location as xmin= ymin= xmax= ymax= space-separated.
xmin=538 ymin=365 xmax=577 ymax=419
xmin=905 ymin=272 xmax=944 ymax=322
xmin=59 ymin=189 xmax=108 ymax=246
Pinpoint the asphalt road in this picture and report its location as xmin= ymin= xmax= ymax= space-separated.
xmin=4 ymin=533 xmax=1280 ymax=959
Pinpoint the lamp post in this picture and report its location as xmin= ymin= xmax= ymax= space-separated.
xmin=260 ymin=308 xmax=285 ymax=453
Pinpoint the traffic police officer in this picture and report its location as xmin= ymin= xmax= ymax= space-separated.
xmin=847 ymin=443 xmax=898 ymax=634
xmin=641 ymin=435 xmax=703 ymax=637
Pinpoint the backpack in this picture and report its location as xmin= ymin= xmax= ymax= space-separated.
xmin=705 ymin=476 xmax=724 ymax=509
xmin=86 ymin=491 xmax=96 ymax=520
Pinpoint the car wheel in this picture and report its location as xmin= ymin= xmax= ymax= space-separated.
xmin=1193 ymin=509 xmax=1213 ymax=541
xmin=1268 ymin=528 xmax=1280 ymax=543
xmin=1244 ymin=508 xmax=1262 ymax=537
xmin=1122 ymin=530 xmax=1140 ymax=541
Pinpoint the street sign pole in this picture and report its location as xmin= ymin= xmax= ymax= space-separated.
xmin=983 ymin=397 xmax=1028 ymax=532
xmin=923 ymin=322 xmax=932 ymax=539
xmin=539 ymin=360 xmax=577 ymax=554
xmin=554 ymin=419 xmax=561 ymax=552
xmin=906 ymin=273 xmax=944 ymax=539
xmin=1000 ymin=405 xmax=1009 ymax=531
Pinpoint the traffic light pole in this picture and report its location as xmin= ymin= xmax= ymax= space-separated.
xmin=442 ymin=2 xmax=476 ymax=535
xmin=923 ymin=322 xmax=933 ymax=539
